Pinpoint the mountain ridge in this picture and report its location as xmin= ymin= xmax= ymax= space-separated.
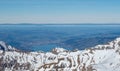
xmin=0 ymin=38 xmax=120 ymax=71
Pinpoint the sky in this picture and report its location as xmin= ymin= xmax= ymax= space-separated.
xmin=0 ymin=0 xmax=120 ymax=24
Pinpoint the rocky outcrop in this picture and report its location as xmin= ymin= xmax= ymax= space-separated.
xmin=0 ymin=41 xmax=17 ymax=51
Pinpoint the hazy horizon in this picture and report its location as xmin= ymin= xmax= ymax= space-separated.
xmin=0 ymin=0 xmax=120 ymax=24
xmin=1 ymin=23 xmax=120 ymax=24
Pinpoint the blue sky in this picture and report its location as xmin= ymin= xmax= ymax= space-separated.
xmin=0 ymin=0 xmax=120 ymax=24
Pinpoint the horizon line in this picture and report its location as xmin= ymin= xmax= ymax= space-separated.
xmin=0 ymin=23 xmax=120 ymax=25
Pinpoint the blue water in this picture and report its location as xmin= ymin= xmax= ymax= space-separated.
xmin=0 ymin=24 xmax=120 ymax=52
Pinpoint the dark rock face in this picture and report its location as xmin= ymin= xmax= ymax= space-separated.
xmin=0 ymin=45 xmax=5 ymax=51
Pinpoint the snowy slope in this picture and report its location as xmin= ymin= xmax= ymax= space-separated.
xmin=0 ymin=38 xmax=120 ymax=71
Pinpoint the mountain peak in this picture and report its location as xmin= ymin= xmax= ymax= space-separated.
xmin=0 ymin=41 xmax=16 ymax=51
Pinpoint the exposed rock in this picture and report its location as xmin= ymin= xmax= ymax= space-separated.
xmin=0 ymin=38 xmax=120 ymax=71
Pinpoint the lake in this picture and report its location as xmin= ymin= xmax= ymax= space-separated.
xmin=0 ymin=24 xmax=120 ymax=52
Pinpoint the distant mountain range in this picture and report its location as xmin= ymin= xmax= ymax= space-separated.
xmin=0 ymin=37 xmax=120 ymax=71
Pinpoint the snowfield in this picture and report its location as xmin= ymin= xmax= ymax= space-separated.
xmin=0 ymin=38 xmax=120 ymax=71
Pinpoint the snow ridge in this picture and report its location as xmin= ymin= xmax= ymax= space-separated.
xmin=0 ymin=41 xmax=16 ymax=51
xmin=0 ymin=38 xmax=120 ymax=71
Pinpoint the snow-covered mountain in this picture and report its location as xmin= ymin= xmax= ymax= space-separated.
xmin=0 ymin=38 xmax=120 ymax=71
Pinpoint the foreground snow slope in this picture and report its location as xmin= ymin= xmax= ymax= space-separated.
xmin=0 ymin=38 xmax=120 ymax=71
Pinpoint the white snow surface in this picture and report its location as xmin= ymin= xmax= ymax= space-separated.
xmin=0 ymin=38 xmax=120 ymax=71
